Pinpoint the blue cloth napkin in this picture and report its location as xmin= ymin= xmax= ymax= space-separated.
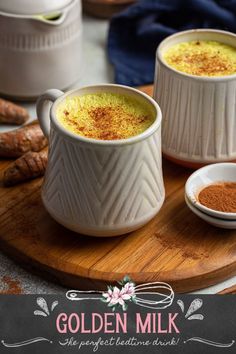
xmin=108 ymin=0 xmax=236 ymax=86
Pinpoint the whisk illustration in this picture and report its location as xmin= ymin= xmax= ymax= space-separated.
xmin=66 ymin=280 xmax=174 ymax=310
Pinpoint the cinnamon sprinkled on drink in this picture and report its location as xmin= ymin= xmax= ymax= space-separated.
xmin=63 ymin=105 xmax=150 ymax=140
xmin=198 ymin=182 xmax=236 ymax=213
xmin=57 ymin=93 xmax=155 ymax=140
xmin=171 ymin=53 xmax=232 ymax=76
xmin=164 ymin=40 xmax=236 ymax=77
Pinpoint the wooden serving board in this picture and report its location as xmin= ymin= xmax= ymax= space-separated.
xmin=82 ymin=0 xmax=136 ymax=19
xmin=218 ymin=285 xmax=236 ymax=295
xmin=0 ymin=85 xmax=236 ymax=293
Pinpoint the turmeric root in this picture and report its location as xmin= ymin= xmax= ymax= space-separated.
xmin=0 ymin=98 xmax=29 ymax=125
xmin=0 ymin=121 xmax=47 ymax=158
xmin=3 ymin=150 xmax=48 ymax=186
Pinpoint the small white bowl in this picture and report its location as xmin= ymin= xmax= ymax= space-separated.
xmin=185 ymin=163 xmax=236 ymax=220
xmin=185 ymin=196 xmax=236 ymax=229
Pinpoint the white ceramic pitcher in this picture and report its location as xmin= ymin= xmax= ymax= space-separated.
xmin=0 ymin=0 xmax=82 ymax=99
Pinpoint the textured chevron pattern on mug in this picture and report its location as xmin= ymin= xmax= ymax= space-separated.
xmin=42 ymin=126 xmax=165 ymax=236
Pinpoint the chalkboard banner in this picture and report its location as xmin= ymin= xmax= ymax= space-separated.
xmin=0 ymin=278 xmax=235 ymax=354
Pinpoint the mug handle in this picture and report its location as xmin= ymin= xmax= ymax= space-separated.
xmin=36 ymin=89 xmax=64 ymax=138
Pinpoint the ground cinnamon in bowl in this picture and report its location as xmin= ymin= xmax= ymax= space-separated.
xmin=198 ymin=182 xmax=236 ymax=213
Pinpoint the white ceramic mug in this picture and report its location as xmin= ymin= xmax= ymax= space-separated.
xmin=154 ymin=29 xmax=236 ymax=167
xmin=37 ymin=84 xmax=165 ymax=237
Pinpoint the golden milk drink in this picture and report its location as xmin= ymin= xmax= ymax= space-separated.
xmin=163 ymin=40 xmax=236 ymax=76
xmin=57 ymin=92 xmax=155 ymax=140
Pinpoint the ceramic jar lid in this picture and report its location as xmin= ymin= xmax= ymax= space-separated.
xmin=0 ymin=0 xmax=74 ymax=15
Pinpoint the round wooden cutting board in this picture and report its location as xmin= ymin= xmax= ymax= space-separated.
xmin=1 ymin=158 xmax=236 ymax=293
xmin=0 ymin=86 xmax=236 ymax=293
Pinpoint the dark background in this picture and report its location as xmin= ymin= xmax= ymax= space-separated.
xmin=0 ymin=294 xmax=235 ymax=353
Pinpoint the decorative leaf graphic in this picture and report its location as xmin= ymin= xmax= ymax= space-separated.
xmin=185 ymin=298 xmax=203 ymax=318
xmin=51 ymin=301 xmax=58 ymax=312
xmin=177 ymin=300 xmax=185 ymax=313
xmin=34 ymin=310 xmax=47 ymax=317
xmin=37 ymin=297 xmax=49 ymax=315
xmin=187 ymin=314 xmax=204 ymax=320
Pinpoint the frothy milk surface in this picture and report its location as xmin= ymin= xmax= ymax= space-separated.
xmin=57 ymin=92 xmax=155 ymax=140
xmin=163 ymin=40 xmax=236 ymax=76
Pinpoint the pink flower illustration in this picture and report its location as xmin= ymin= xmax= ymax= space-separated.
xmin=102 ymin=281 xmax=136 ymax=310
xmin=122 ymin=282 xmax=135 ymax=298
xmin=103 ymin=287 xmax=124 ymax=306
xmin=111 ymin=287 xmax=125 ymax=306
xmin=102 ymin=288 xmax=113 ymax=303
